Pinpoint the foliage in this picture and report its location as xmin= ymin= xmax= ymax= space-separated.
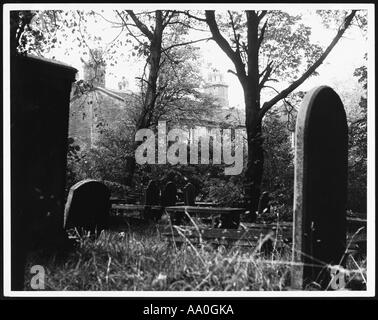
xmin=10 ymin=10 xmax=36 ymax=55
xmin=347 ymin=58 xmax=367 ymax=212
xmin=261 ymin=110 xmax=295 ymax=213
xmin=316 ymin=10 xmax=367 ymax=38
xmin=66 ymin=120 xmax=134 ymax=185
xmin=205 ymin=177 xmax=245 ymax=207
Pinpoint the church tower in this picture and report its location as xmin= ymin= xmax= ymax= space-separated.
xmin=205 ymin=67 xmax=229 ymax=108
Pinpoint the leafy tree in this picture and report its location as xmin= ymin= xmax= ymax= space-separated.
xmin=110 ymin=10 xmax=214 ymax=184
xmin=182 ymin=9 xmax=357 ymax=220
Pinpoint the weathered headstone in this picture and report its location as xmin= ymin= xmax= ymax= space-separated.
xmin=161 ymin=181 xmax=182 ymax=224
xmin=144 ymin=180 xmax=161 ymax=221
xmin=183 ymin=182 xmax=196 ymax=206
xmin=64 ymin=179 xmax=111 ymax=235
xmin=161 ymin=181 xmax=177 ymax=206
xmin=219 ymin=212 xmax=240 ymax=229
xmin=144 ymin=180 xmax=160 ymax=205
xmin=291 ymin=86 xmax=348 ymax=290
xmin=257 ymin=191 xmax=271 ymax=216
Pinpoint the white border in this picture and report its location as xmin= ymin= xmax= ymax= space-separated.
xmin=3 ymin=3 xmax=375 ymax=298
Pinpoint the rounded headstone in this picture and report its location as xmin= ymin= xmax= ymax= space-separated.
xmin=183 ymin=182 xmax=196 ymax=206
xmin=144 ymin=180 xmax=162 ymax=221
xmin=292 ymin=86 xmax=348 ymax=289
xmin=144 ymin=180 xmax=160 ymax=205
xmin=64 ymin=179 xmax=111 ymax=235
xmin=161 ymin=181 xmax=177 ymax=207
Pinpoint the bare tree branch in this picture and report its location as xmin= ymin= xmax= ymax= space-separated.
xmin=257 ymin=19 xmax=268 ymax=49
xmin=258 ymin=10 xmax=267 ymax=21
xmin=258 ymin=61 xmax=273 ymax=90
xmin=94 ymin=11 xmax=123 ymax=26
xmin=178 ymin=10 xmax=207 ymax=22
xmin=227 ymin=69 xmax=238 ymax=77
xmin=228 ymin=10 xmax=241 ymax=55
xmin=205 ymin=10 xmax=247 ymax=85
xmin=162 ymin=37 xmax=212 ymax=53
xmin=126 ymin=10 xmax=154 ymax=40
xmin=259 ymin=10 xmax=357 ymax=119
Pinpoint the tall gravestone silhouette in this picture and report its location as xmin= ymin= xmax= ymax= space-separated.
xmin=144 ymin=180 xmax=160 ymax=205
xmin=183 ymin=182 xmax=196 ymax=206
xmin=64 ymin=180 xmax=111 ymax=235
xmin=144 ymin=180 xmax=161 ymax=221
xmin=291 ymin=86 xmax=348 ymax=290
xmin=11 ymin=53 xmax=77 ymax=290
xmin=162 ymin=181 xmax=182 ymax=224
xmin=257 ymin=191 xmax=271 ymax=216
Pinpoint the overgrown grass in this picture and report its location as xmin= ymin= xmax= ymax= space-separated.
xmin=24 ymin=220 xmax=366 ymax=291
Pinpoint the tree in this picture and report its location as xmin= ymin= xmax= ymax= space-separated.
xmin=183 ymin=9 xmax=357 ymax=220
xmin=111 ymin=10 xmax=213 ymax=184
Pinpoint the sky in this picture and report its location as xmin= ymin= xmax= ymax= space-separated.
xmin=46 ymin=8 xmax=368 ymax=109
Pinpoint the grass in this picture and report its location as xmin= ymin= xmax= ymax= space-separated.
xmin=23 ymin=218 xmax=367 ymax=291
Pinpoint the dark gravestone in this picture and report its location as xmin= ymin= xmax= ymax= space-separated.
xmin=161 ymin=181 xmax=182 ymax=224
xmin=183 ymin=182 xmax=196 ymax=206
xmin=11 ymin=54 xmax=77 ymax=290
xmin=219 ymin=212 xmax=240 ymax=229
xmin=257 ymin=191 xmax=271 ymax=216
xmin=144 ymin=180 xmax=160 ymax=205
xmin=64 ymin=180 xmax=111 ymax=235
xmin=244 ymin=183 xmax=258 ymax=222
xmin=161 ymin=181 xmax=177 ymax=206
xmin=291 ymin=86 xmax=348 ymax=290
xmin=144 ymin=180 xmax=161 ymax=221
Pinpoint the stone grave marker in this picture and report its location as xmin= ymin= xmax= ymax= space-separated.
xmin=64 ymin=179 xmax=111 ymax=235
xmin=257 ymin=191 xmax=271 ymax=216
xmin=161 ymin=181 xmax=177 ymax=206
xmin=144 ymin=180 xmax=161 ymax=221
xmin=144 ymin=180 xmax=160 ymax=205
xmin=184 ymin=182 xmax=196 ymax=206
xmin=291 ymin=86 xmax=348 ymax=290
xmin=161 ymin=181 xmax=182 ymax=224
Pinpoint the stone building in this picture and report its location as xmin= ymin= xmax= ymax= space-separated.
xmin=69 ymin=54 xmax=137 ymax=150
xmin=69 ymin=56 xmax=242 ymax=151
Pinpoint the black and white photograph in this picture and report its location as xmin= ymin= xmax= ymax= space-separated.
xmin=2 ymin=3 xmax=375 ymax=298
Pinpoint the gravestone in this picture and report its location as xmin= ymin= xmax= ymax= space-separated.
xmin=184 ymin=182 xmax=196 ymax=206
xmin=291 ymin=86 xmax=348 ymax=290
xmin=219 ymin=212 xmax=241 ymax=229
xmin=257 ymin=191 xmax=271 ymax=216
xmin=161 ymin=181 xmax=177 ymax=206
xmin=144 ymin=180 xmax=160 ymax=205
xmin=11 ymin=53 xmax=77 ymax=290
xmin=144 ymin=180 xmax=161 ymax=221
xmin=161 ymin=181 xmax=182 ymax=224
xmin=64 ymin=179 xmax=111 ymax=235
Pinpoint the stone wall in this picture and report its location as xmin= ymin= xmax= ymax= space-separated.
xmin=69 ymin=89 xmax=135 ymax=150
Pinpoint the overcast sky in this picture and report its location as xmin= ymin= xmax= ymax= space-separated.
xmin=46 ymin=8 xmax=368 ymax=109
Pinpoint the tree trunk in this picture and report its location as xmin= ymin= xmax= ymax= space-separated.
xmin=244 ymin=11 xmax=262 ymax=222
xmin=126 ymin=11 xmax=163 ymax=187
xmin=244 ymin=98 xmax=264 ymax=222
